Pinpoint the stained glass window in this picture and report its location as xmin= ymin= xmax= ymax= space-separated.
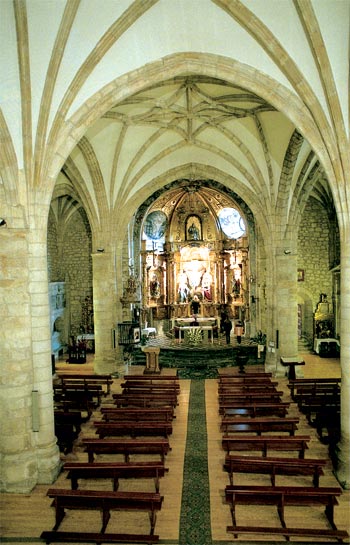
xmin=218 ymin=207 xmax=246 ymax=239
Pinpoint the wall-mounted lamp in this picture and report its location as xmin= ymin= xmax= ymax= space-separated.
xmin=97 ymin=248 xmax=105 ymax=253
xmin=284 ymin=249 xmax=291 ymax=255
xmin=249 ymin=275 xmax=255 ymax=283
xmin=0 ymin=218 xmax=7 ymax=227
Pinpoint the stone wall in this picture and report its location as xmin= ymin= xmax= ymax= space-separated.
xmin=48 ymin=208 xmax=93 ymax=341
xmin=298 ymin=198 xmax=334 ymax=340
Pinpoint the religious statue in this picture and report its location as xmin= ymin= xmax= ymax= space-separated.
xmin=201 ymin=269 xmax=212 ymax=301
xmin=232 ymin=277 xmax=241 ymax=299
xmin=150 ymin=273 xmax=161 ymax=298
xmin=177 ymin=270 xmax=189 ymax=303
xmin=188 ymin=222 xmax=200 ymax=240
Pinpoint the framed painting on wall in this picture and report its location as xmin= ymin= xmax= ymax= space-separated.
xmin=133 ymin=327 xmax=140 ymax=343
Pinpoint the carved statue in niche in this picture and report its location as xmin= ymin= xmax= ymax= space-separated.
xmin=186 ymin=215 xmax=201 ymax=241
xmin=150 ymin=272 xmax=161 ymax=299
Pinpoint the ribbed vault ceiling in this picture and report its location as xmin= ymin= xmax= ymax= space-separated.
xmin=57 ymin=76 xmax=332 ymax=233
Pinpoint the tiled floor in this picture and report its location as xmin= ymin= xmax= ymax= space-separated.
xmin=1 ymin=346 xmax=349 ymax=544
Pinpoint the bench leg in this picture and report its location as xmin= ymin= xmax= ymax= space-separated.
xmin=101 ymin=508 xmax=111 ymax=533
xmin=325 ymin=504 xmax=336 ymax=530
xmin=113 ymin=476 xmax=119 ymax=491
xmin=271 ymin=466 xmax=276 ymax=487
xmin=154 ymin=474 xmax=160 ymax=494
xmin=229 ymin=503 xmax=238 ymax=537
xmin=149 ymin=510 xmax=157 ymax=535
xmin=228 ymin=470 xmax=234 ymax=486
xmin=277 ymin=498 xmax=288 ymax=539
xmin=313 ymin=469 xmax=320 ymax=488
xmin=70 ymin=476 xmax=78 ymax=490
xmin=52 ymin=500 xmax=65 ymax=531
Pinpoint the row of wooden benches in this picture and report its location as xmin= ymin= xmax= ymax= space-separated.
xmin=53 ymin=373 xmax=181 ymax=451
xmin=217 ymin=369 xmax=348 ymax=542
xmin=42 ymin=372 xmax=180 ymax=544
xmin=287 ymin=377 xmax=341 ymax=447
xmin=53 ymin=373 xmax=116 ymax=453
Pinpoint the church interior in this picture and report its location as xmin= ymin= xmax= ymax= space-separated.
xmin=1 ymin=1 xmax=349 ymax=543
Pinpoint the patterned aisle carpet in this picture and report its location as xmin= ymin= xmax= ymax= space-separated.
xmin=179 ymin=379 xmax=212 ymax=545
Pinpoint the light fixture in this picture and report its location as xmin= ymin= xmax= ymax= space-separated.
xmin=284 ymin=249 xmax=291 ymax=255
xmin=97 ymin=248 xmax=104 ymax=253
xmin=0 ymin=218 xmax=7 ymax=227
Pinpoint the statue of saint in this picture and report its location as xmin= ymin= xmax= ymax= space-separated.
xmin=188 ymin=222 xmax=200 ymax=240
xmin=150 ymin=273 xmax=160 ymax=298
xmin=201 ymin=269 xmax=212 ymax=301
xmin=177 ymin=270 xmax=189 ymax=303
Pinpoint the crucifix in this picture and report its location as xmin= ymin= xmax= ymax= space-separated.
xmin=151 ymin=241 xmax=157 ymax=266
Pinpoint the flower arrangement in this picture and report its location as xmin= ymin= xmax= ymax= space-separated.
xmin=251 ymin=330 xmax=266 ymax=345
xmin=185 ymin=327 xmax=203 ymax=346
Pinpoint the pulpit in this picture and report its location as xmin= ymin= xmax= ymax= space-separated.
xmin=141 ymin=346 xmax=161 ymax=374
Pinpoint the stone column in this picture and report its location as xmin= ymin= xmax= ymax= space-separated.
xmin=334 ymin=235 xmax=350 ymax=488
xmin=92 ymin=252 xmax=118 ymax=374
xmin=266 ymin=253 xmax=299 ymax=377
xmin=0 ymin=227 xmax=60 ymax=492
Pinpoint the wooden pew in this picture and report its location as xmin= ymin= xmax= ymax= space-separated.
xmin=294 ymin=390 xmax=341 ymax=409
xmin=222 ymin=435 xmax=310 ymax=458
xmin=218 ymin=376 xmax=276 ymax=385
xmin=218 ymin=383 xmax=278 ymax=394
xmin=82 ymin=438 xmax=171 ymax=463
xmin=101 ymin=407 xmax=175 ymax=422
xmin=54 ymin=407 xmax=88 ymax=454
xmin=220 ymin=416 xmax=299 ymax=436
xmin=224 ymin=455 xmax=327 ymax=487
xmin=54 ymin=422 xmax=77 ymax=455
xmin=120 ymin=384 xmax=179 ymax=397
xmin=217 ymin=369 xmax=272 ymax=378
xmin=314 ymin=408 xmax=341 ymax=446
xmin=54 ymin=385 xmax=102 ymax=410
xmin=43 ymin=488 xmax=163 ymax=533
xmin=220 ymin=402 xmax=290 ymax=418
xmin=41 ymin=530 xmax=160 ymax=543
xmin=298 ymin=398 xmax=340 ymax=425
xmin=225 ymin=484 xmax=345 ymax=540
xmin=94 ymin=421 xmax=173 ymax=439
xmin=56 ymin=373 xmax=114 ymax=395
xmin=227 ymin=526 xmax=348 ymax=542
xmin=54 ymin=410 xmax=84 ymax=435
xmin=54 ymin=382 xmax=103 ymax=397
xmin=54 ymin=390 xmax=96 ymax=417
xmin=64 ymin=461 xmax=169 ymax=492
xmin=124 ymin=374 xmax=179 ymax=387
xmin=113 ymin=393 xmax=178 ymax=408
xmin=288 ymin=378 xmax=341 ymax=400
xmin=60 ymin=380 xmax=108 ymax=399
xmin=218 ymin=391 xmax=284 ymax=405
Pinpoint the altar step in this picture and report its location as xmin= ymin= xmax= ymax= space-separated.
xmin=132 ymin=344 xmax=263 ymax=379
